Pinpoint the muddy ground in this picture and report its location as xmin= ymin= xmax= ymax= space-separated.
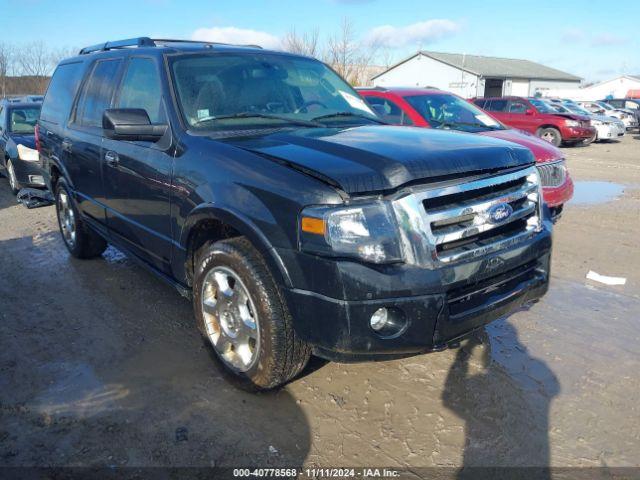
xmin=0 ymin=134 xmax=639 ymax=472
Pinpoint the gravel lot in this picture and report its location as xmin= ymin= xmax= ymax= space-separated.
xmin=0 ymin=134 xmax=639 ymax=471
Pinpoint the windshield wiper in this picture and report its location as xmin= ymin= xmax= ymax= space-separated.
xmin=194 ymin=112 xmax=322 ymax=128
xmin=435 ymin=120 xmax=501 ymax=130
xmin=311 ymin=111 xmax=388 ymax=124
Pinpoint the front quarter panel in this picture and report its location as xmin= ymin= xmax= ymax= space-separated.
xmin=171 ymin=134 xmax=343 ymax=285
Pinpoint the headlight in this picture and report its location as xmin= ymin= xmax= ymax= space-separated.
xmin=17 ymin=144 xmax=39 ymax=162
xmin=299 ymin=201 xmax=403 ymax=264
xmin=565 ymin=120 xmax=580 ymax=127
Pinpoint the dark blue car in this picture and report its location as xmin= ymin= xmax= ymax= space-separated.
xmin=38 ymin=38 xmax=553 ymax=390
xmin=0 ymin=99 xmax=44 ymax=194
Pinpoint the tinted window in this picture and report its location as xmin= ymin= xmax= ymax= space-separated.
xmin=487 ymin=99 xmax=508 ymax=112
xmin=364 ymin=97 xmax=413 ymax=125
xmin=625 ymin=101 xmax=639 ymax=110
xmin=117 ymin=58 xmax=166 ymax=123
xmin=508 ymin=100 xmax=529 ymax=113
xmin=9 ymin=106 xmax=41 ymax=134
xmin=473 ymin=99 xmax=487 ymax=109
xmin=76 ymin=59 xmax=122 ymax=128
xmin=40 ymin=62 xmax=85 ymax=124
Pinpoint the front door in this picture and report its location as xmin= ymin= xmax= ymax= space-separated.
xmin=101 ymin=56 xmax=174 ymax=274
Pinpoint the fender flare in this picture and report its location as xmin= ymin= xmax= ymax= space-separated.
xmin=179 ymin=204 xmax=294 ymax=289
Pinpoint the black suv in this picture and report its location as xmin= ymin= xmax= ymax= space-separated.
xmin=38 ymin=38 xmax=552 ymax=389
xmin=0 ymin=98 xmax=43 ymax=194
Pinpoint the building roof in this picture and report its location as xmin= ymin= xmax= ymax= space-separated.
xmin=372 ymin=51 xmax=582 ymax=82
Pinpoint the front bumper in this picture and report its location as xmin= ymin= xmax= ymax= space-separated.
xmin=11 ymin=158 xmax=46 ymax=188
xmin=561 ymin=126 xmax=596 ymax=141
xmin=280 ymin=226 xmax=552 ymax=360
xmin=542 ymin=174 xmax=574 ymax=208
xmin=596 ymin=123 xmax=626 ymax=140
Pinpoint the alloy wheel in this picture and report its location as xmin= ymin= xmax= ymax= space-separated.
xmin=57 ymin=190 xmax=77 ymax=248
xmin=201 ymin=266 xmax=260 ymax=372
xmin=7 ymin=161 xmax=17 ymax=192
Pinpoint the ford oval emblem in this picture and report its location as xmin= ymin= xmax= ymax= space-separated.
xmin=487 ymin=203 xmax=513 ymax=224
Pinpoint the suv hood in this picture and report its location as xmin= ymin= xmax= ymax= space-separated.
xmin=545 ymin=112 xmax=589 ymax=122
xmin=223 ymin=126 xmax=534 ymax=194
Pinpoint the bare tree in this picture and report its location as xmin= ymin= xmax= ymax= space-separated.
xmin=0 ymin=43 xmax=13 ymax=98
xmin=15 ymin=41 xmax=55 ymax=93
xmin=282 ymin=28 xmax=320 ymax=58
xmin=324 ymin=18 xmax=379 ymax=85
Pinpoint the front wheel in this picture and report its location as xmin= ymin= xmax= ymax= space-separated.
xmin=6 ymin=160 xmax=20 ymax=195
xmin=193 ymin=237 xmax=311 ymax=390
xmin=537 ymin=127 xmax=562 ymax=147
xmin=581 ymin=131 xmax=597 ymax=145
xmin=55 ymin=179 xmax=107 ymax=258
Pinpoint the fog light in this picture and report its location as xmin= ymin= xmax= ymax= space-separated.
xmin=370 ymin=308 xmax=389 ymax=331
xmin=369 ymin=307 xmax=407 ymax=338
xmin=28 ymin=175 xmax=45 ymax=185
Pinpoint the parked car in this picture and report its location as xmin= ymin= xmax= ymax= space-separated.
xmin=38 ymin=38 xmax=552 ymax=390
xmin=604 ymin=99 xmax=640 ymax=130
xmin=545 ymin=99 xmax=625 ymax=142
xmin=472 ymin=96 xmax=595 ymax=147
xmin=578 ymin=101 xmax=637 ymax=129
xmin=0 ymin=98 xmax=43 ymax=194
xmin=358 ymin=87 xmax=573 ymax=218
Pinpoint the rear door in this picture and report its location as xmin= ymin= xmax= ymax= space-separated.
xmin=66 ymin=58 xmax=123 ymax=224
xmin=484 ymin=98 xmax=510 ymax=125
xmin=101 ymin=56 xmax=174 ymax=273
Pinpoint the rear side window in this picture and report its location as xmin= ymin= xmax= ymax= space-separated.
xmin=364 ymin=96 xmax=413 ymax=125
xmin=40 ymin=62 xmax=85 ymax=124
xmin=508 ymin=100 xmax=529 ymax=113
xmin=75 ymin=59 xmax=122 ymax=128
xmin=473 ymin=99 xmax=487 ymax=109
xmin=486 ymin=99 xmax=508 ymax=112
xmin=116 ymin=58 xmax=166 ymax=123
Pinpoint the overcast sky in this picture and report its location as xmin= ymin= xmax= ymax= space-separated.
xmin=2 ymin=0 xmax=638 ymax=82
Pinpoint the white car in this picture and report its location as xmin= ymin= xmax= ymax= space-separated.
xmin=552 ymin=100 xmax=625 ymax=142
xmin=579 ymin=101 xmax=638 ymax=130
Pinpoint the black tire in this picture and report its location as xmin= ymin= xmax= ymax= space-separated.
xmin=55 ymin=179 xmax=107 ymax=259
xmin=193 ymin=237 xmax=311 ymax=391
xmin=6 ymin=160 xmax=20 ymax=195
xmin=537 ymin=127 xmax=562 ymax=147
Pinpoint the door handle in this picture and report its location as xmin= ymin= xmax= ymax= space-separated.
xmin=104 ymin=150 xmax=119 ymax=167
xmin=61 ymin=139 xmax=73 ymax=152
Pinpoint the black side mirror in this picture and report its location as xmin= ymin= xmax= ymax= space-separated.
xmin=103 ymin=108 xmax=167 ymax=142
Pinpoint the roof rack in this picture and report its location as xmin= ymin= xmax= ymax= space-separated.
xmin=79 ymin=37 xmax=263 ymax=55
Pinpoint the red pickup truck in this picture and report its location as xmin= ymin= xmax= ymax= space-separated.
xmin=471 ymin=96 xmax=595 ymax=147
xmin=358 ymin=87 xmax=573 ymax=217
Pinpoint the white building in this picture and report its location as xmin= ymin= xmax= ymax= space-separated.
xmin=371 ymin=51 xmax=582 ymax=98
xmin=543 ymin=75 xmax=640 ymax=101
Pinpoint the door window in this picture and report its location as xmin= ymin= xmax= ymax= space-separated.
xmin=364 ymin=97 xmax=413 ymax=125
xmin=486 ymin=99 xmax=508 ymax=112
xmin=508 ymin=100 xmax=529 ymax=114
xmin=117 ymin=58 xmax=166 ymax=123
xmin=75 ymin=59 xmax=122 ymax=128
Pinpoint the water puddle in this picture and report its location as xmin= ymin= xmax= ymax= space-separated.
xmin=571 ymin=181 xmax=624 ymax=205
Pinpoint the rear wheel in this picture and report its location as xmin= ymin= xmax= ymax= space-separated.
xmin=193 ymin=237 xmax=311 ymax=390
xmin=55 ymin=179 xmax=107 ymax=258
xmin=6 ymin=160 xmax=20 ymax=195
xmin=537 ymin=127 xmax=562 ymax=147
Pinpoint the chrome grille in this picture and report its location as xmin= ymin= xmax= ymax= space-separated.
xmin=392 ymin=167 xmax=542 ymax=266
xmin=537 ymin=160 xmax=566 ymax=188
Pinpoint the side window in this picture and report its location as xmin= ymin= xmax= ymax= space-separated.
xmin=40 ymin=62 xmax=85 ymax=125
xmin=474 ymin=99 xmax=487 ymax=109
xmin=625 ymin=101 xmax=639 ymax=110
xmin=508 ymin=100 xmax=529 ymax=114
xmin=75 ymin=59 xmax=122 ymax=128
xmin=365 ymin=96 xmax=413 ymax=125
xmin=116 ymin=58 xmax=166 ymax=123
xmin=486 ymin=99 xmax=508 ymax=112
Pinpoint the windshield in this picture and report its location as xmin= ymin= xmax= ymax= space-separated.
xmin=562 ymin=103 xmax=591 ymax=116
xmin=529 ymin=99 xmax=558 ymax=114
xmin=596 ymin=101 xmax=614 ymax=111
xmin=8 ymin=106 xmax=41 ymax=134
xmin=405 ymin=93 xmax=505 ymax=132
xmin=170 ymin=53 xmax=379 ymax=131
xmin=545 ymin=101 xmax=570 ymax=113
